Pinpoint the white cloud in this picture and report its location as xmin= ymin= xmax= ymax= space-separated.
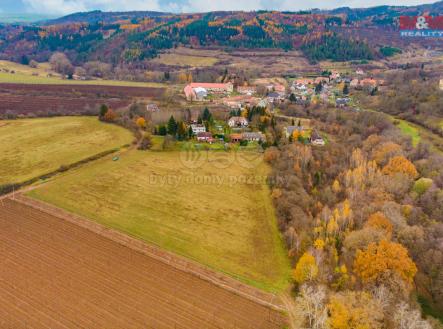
xmin=22 ymin=0 xmax=160 ymax=15
xmin=175 ymin=0 xmax=263 ymax=13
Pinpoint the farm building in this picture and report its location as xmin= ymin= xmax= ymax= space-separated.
xmin=242 ymin=132 xmax=264 ymax=142
xmin=184 ymin=83 xmax=233 ymax=101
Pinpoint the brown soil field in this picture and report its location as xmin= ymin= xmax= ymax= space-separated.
xmin=0 ymin=83 xmax=165 ymax=98
xmin=0 ymin=83 xmax=165 ymax=117
xmin=0 ymin=93 xmax=131 ymax=116
xmin=0 ymin=198 xmax=286 ymax=329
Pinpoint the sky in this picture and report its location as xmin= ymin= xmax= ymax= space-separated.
xmin=0 ymin=0 xmax=439 ymax=16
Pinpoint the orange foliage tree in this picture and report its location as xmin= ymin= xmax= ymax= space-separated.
xmin=103 ymin=109 xmax=117 ymax=122
xmin=136 ymin=117 xmax=146 ymax=129
xmin=354 ymin=240 xmax=417 ymax=287
xmin=382 ymin=156 xmax=418 ymax=179
xmin=364 ymin=212 xmax=393 ymax=238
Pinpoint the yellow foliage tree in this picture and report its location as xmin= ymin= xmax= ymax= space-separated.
xmin=314 ymin=239 xmax=325 ymax=250
xmin=365 ymin=212 xmax=393 ymax=238
xmin=332 ymin=179 xmax=341 ymax=193
xmin=328 ymin=292 xmax=383 ymax=329
xmin=136 ymin=117 xmax=146 ymax=129
xmin=354 ymin=240 xmax=417 ymax=287
xmin=372 ymin=142 xmax=402 ymax=166
xmin=293 ymin=252 xmax=319 ymax=284
xmin=382 ymin=156 xmax=418 ymax=179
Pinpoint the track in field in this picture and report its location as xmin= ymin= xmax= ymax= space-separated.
xmin=0 ymin=199 xmax=286 ymax=329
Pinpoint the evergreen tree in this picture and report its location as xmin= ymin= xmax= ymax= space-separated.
xmin=202 ymin=108 xmax=212 ymax=122
xmin=177 ymin=121 xmax=187 ymax=141
xmin=188 ymin=126 xmax=194 ymax=138
xmin=343 ymin=83 xmax=349 ymax=95
xmin=290 ymin=93 xmax=297 ymax=103
xmin=167 ymin=116 xmax=178 ymax=136
xmin=158 ymin=125 xmax=167 ymax=136
xmin=315 ymin=82 xmax=323 ymax=94
xmin=99 ymin=104 xmax=108 ymax=118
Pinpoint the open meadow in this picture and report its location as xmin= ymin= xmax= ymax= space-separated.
xmin=0 ymin=117 xmax=133 ymax=186
xmin=0 ymin=60 xmax=165 ymax=87
xmin=28 ymin=148 xmax=291 ymax=292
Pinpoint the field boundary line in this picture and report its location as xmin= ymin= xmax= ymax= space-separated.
xmin=12 ymin=195 xmax=286 ymax=313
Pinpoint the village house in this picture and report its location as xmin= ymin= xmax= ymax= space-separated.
xmin=184 ymin=82 xmax=234 ymax=101
xmin=146 ymin=103 xmax=160 ymax=112
xmin=294 ymin=78 xmax=314 ymax=86
xmin=257 ymin=99 xmax=269 ymax=108
xmin=196 ymin=132 xmax=213 ymax=142
xmin=356 ymin=68 xmax=365 ymax=75
xmin=315 ymin=77 xmax=329 ymax=84
xmin=228 ymin=116 xmax=249 ymax=128
xmin=242 ymin=132 xmax=265 ymax=142
xmin=350 ymin=79 xmax=360 ymax=88
xmin=230 ymin=133 xmax=243 ymax=143
xmin=336 ymin=97 xmax=351 ymax=107
xmin=330 ymin=71 xmax=340 ymax=80
xmin=237 ymin=86 xmax=257 ymax=95
xmin=191 ymin=124 xmax=206 ymax=134
xmin=284 ymin=125 xmax=304 ymax=138
xmin=310 ymin=130 xmax=325 ymax=146
xmin=267 ymin=92 xmax=285 ymax=103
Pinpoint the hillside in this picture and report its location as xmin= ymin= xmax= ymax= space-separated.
xmin=0 ymin=2 xmax=441 ymax=68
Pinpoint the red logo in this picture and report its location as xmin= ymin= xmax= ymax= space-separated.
xmin=400 ymin=16 xmax=443 ymax=30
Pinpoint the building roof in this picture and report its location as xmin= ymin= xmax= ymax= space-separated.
xmin=242 ymin=132 xmax=264 ymax=139
xmin=230 ymin=133 xmax=243 ymax=139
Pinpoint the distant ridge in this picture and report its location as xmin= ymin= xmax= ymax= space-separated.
xmin=43 ymin=0 xmax=443 ymax=25
xmin=43 ymin=10 xmax=170 ymax=25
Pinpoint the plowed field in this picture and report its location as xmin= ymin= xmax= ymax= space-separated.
xmin=0 ymin=199 xmax=286 ymax=329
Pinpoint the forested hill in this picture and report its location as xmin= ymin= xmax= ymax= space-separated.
xmin=0 ymin=1 xmax=442 ymax=66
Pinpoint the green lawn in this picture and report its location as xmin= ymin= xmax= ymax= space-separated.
xmin=0 ymin=72 xmax=165 ymax=88
xmin=28 ymin=149 xmax=291 ymax=292
xmin=0 ymin=117 xmax=133 ymax=185
xmin=397 ymin=120 xmax=421 ymax=147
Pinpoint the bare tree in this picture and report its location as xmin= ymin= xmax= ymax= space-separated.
xmin=49 ymin=52 xmax=74 ymax=76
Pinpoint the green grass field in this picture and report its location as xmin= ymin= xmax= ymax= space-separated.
xmin=0 ymin=60 xmax=165 ymax=87
xmin=0 ymin=117 xmax=133 ymax=185
xmin=397 ymin=120 xmax=421 ymax=146
xmin=28 ymin=149 xmax=291 ymax=292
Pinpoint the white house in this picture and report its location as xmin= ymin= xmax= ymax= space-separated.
xmin=191 ymin=124 xmax=206 ymax=134
xmin=228 ymin=116 xmax=249 ymax=128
